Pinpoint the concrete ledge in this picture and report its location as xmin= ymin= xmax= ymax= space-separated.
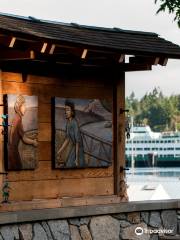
xmin=0 ymin=199 xmax=179 ymax=225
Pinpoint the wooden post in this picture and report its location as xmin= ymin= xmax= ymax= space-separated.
xmin=0 ymin=70 xmax=4 ymax=201
xmin=113 ymin=71 xmax=128 ymax=201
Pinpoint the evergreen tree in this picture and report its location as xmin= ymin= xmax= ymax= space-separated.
xmin=155 ymin=0 xmax=180 ymax=27
xmin=126 ymin=88 xmax=180 ymax=131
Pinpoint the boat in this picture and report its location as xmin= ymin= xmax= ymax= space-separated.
xmin=125 ymin=124 xmax=180 ymax=167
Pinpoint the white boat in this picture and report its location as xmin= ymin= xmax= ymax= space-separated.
xmin=126 ymin=125 xmax=180 ymax=167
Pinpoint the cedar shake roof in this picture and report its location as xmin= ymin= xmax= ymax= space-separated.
xmin=0 ymin=13 xmax=180 ymax=59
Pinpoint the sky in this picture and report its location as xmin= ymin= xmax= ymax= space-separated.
xmin=0 ymin=0 xmax=180 ymax=98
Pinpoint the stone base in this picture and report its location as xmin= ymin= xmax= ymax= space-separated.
xmin=0 ymin=208 xmax=179 ymax=239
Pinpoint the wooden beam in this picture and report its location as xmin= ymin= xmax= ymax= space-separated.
xmin=30 ymin=50 xmax=35 ymax=59
xmin=0 ymin=47 xmax=152 ymax=71
xmin=0 ymin=57 xmax=152 ymax=76
xmin=0 ymin=34 xmax=76 ymax=55
xmin=113 ymin=75 xmax=120 ymax=195
xmin=9 ymin=37 xmax=16 ymax=48
xmin=0 ymin=35 xmax=49 ymax=54
xmin=159 ymin=57 xmax=168 ymax=66
xmin=0 ymin=33 xmax=149 ymax=66
xmin=0 ymin=48 xmax=35 ymax=61
xmin=49 ymin=44 xmax=56 ymax=55
xmin=113 ymin=71 xmax=128 ymax=200
xmin=119 ymin=63 xmax=152 ymax=72
xmin=154 ymin=57 xmax=160 ymax=65
xmin=129 ymin=56 xmax=160 ymax=65
xmin=41 ymin=42 xmax=48 ymax=53
xmin=118 ymin=54 xmax=125 ymax=63
xmin=0 ymin=70 xmax=4 ymax=203
xmin=0 ymin=35 xmax=42 ymax=53
xmin=130 ymin=56 xmax=168 ymax=66
xmin=81 ymin=49 xmax=88 ymax=59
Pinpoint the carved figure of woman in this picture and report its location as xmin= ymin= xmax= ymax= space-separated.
xmin=57 ymin=100 xmax=85 ymax=168
xmin=8 ymin=95 xmax=38 ymax=170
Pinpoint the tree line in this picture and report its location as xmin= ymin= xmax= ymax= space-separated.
xmin=126 ymin=87 xmax=180 ymax=132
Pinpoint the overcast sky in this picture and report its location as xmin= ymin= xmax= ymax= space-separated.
xmin=0 ymin=0 xmax=180 ymax=98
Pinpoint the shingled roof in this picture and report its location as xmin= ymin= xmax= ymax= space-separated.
xmin=0 ymin=13 xmax=180 ymax=59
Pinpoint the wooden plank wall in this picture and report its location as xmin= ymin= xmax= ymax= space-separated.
xmin=0 ymin=70 xmax=121 ymax=202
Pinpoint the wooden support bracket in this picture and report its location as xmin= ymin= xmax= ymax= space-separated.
xmin=119 ymin=63 xmax=152 ymax=72
xmin=159 ymin=57 xmax=168 ymax=66
xmin=129 ymin=56 xmax=161 ymax=65
xmin=0 ymin=48 xmax=35 ymax=61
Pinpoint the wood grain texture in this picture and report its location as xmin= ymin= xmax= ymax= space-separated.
xmin=0 ymin=70 xmax=114 ymax=203
xmin=2 ymin=81 xmax=112 ymax=100
xmin=38 ymin=142 xmax=52 ymax=161
xmin=0 ymin=195 xmax=121 ymax=213
xmin=9 ymin=177 xmax=113 ymax=201
xmin=59 ymin=177 xmax=113 ymax=197
xmin=61 ymin=195 xmax=120 ymax=207
xmin=26 ymin=73 xmax=111 ymax=88
xmin=0 ymin=198 xmax=61 ymax=212
xmin=39 ymin=94 xmax=52 ymax=104
xmin=8 ymin=161 xmax=113 ymax=182
xmin=39 ymin=103 xmax=51 ymax=123
xmin=0 ymin=71 xmax=4 ymax=201
xmin=118 ymin=74 xmax=126 ymax=176
xmin=10 ymin=179 xmax=60 ymax=201
xmin=1 ymin=72 xmax=23 ymax=82
xmin=2 ymin=72 xmax=112 ymax=88
xmin=39 ymin=123 xmax=51 ymax=141
xmin=113 ymin=72 xmax=125 ymax=195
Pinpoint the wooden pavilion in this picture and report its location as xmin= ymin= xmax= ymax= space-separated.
xmin=0 ymin=13 xmax=180 ymax=213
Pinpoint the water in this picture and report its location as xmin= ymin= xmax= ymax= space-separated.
xmin=126 ymin=167 xmax=180 ymax=201
xmin=126 ymin=167 xmax=180 ymax=178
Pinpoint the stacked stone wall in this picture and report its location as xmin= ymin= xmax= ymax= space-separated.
xmin=0 ymin=209 xmax=180 ymax=239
